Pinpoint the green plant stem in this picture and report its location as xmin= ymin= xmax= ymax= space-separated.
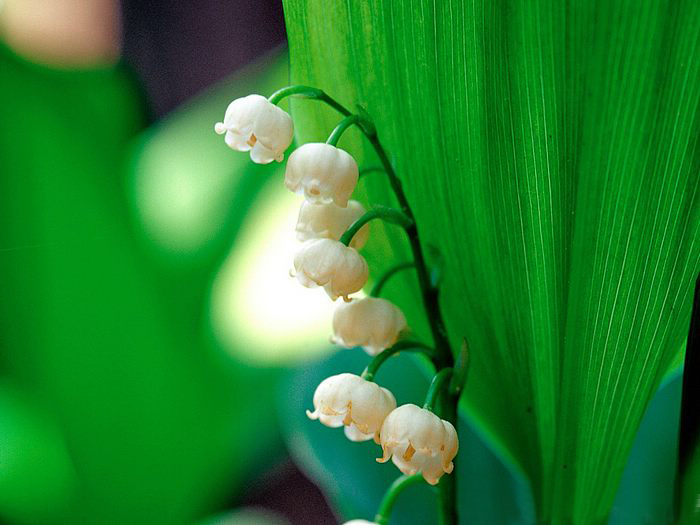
xmin=424 ymin=368 xmax=458 ymax=525
xmin=268 ymin=85 xmax=351 ymax=116
xmin=365 ymin=132 xmax=453 ymax=369
xmin=423 ymin=368 xmax=453 ymax=412
xmin=326 ymin=114 xmax=367 ymax=146
xmin=340 ymin=206 xmax=413 ymax=247
xmin=371 ymin=261 xmax=416 ymax=297
xmin=361 ymin=340 xmax=436 ymax=382
xmin=374 ymin=473 xmax=425 ymax=525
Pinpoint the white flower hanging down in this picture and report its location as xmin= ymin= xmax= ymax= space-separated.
xmin=343 ymin=521 xmax=379 ymax=525
xmin=214 ymin=94 xmax=294 ymax=163
xmin=378 ymin=404 xmax=459 ymax=485
xmin=296 ymin=199 xmax=369 ymax=249
xmin=307 ymin=373 xmax=396 ymax=442
xmin=284 ymin=143 xmax=359 ymax=207
xmin=293 ymin=238 xmax=369 ymax=301
xmin=332 ymin=297 xmax=408 ymax=356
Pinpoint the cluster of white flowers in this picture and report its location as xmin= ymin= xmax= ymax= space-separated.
xmin=216 ymin=92 xmax=458 ymax=491
xmin=307 ymin=373 xmax=458 ymax=485
xmin=216 ymin=93 xmax=407 ymax=349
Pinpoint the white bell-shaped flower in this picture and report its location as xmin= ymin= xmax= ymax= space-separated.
xmin=343 ymin=521 xmax=378 ymax=525
xmin=284 ymin=143 xmax=359 ymax=207
xmin=332 ymin=297 xmax=407 ymax=356
xmin=214 ymin=94 xmax=294 ymax=163
xmin=307 ymin=373 xmax=396 ymax=442
xmin=293 ymin=239 xmax=368 ymax=301
xmin=296 ymin=200 xmax=369 ymax=249
xmin=378 ymin=404 xmax=459 ymax=485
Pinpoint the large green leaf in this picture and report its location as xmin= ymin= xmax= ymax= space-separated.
xmin=281 ymin=1 xmax=700 ymax=522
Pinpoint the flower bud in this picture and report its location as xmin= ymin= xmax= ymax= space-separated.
xmin=332 ymin=297 xmax=407 ymax=356
xmin=307 ymin=373 xmax=396 ymax=442
xmin=296 ymin=200 xmax=369 ymax=249
xmin=378 ymin=404 xmax=459 ymax=485
xmin=284 ymin=143 xmax=359 ymax=207
xmin=214 ymin=94 xmax=294 ymax=163
xmin=293 ymin=239 xmax=368 ymax=301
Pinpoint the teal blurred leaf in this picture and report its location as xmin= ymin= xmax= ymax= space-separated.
xmin=610 ymin=370 xmax=681 ymax=525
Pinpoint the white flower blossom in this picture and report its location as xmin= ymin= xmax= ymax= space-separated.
xmin=343 ymin=521 xmax=378 ymax=525
xmin=378 ymin=404 xmax=459 ymax=485
xmin=296 ymin=200 xmax=369 ymax=249
xmin=332 ymin=297 xmax=407 ymax=356
xmin=214 ymin=94 xmax=293 ymax=163
xmin=284 ymin=143 xmax=359 ymax=207
xmin=293 ymin=239 xmax=368 ymax=301
xmin=306 ymin=373 xmax=396 ymax=442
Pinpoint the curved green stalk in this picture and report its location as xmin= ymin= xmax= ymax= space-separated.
xmin=268 ymin=85 xmax=351 ymax=116
xmin=371 ymin=261 xmax=416 ymax=297
xmin=326 ymin=114 xmax=367 ymax=146
xmin=423 ymin=368 xmax=453 ymax=412
xmin=374 ymin=473 xmax=425 ymax=525
xmin=361 ymin=340 xmax=436 ymax=382
xmin=339 ymin=206 xmax=412 ymax=247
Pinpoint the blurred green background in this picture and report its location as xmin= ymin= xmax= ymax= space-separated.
xmin=0 ymin=2 xmax=330 ymax=523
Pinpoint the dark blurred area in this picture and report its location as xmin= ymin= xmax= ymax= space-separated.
xmin=121 ymin=0 xmax=287 ymax=118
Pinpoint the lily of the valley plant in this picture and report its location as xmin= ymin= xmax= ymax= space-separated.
xmin=216 ymin=88 xmax=469 ymax=524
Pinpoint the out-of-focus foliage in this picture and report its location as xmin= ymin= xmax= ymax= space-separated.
xmin=609 ymin=369 xmax=681 ymax=524
xmin=0 ymin=41 xmax=291 ymax=524
xmin=0 ymin=384 xmax=76 ymax=524
xmin=281 ymin=0 xmax=700 ymax=522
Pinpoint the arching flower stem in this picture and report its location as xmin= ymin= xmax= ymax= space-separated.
xmin=370 ymin=261 xmax=416 ymax=297
xmin=361 ymin=340 xmax=436 ymax=382
xmin=374 ymin=473 xmax=425 ymax=525
xmin=423 ymin=368 xmax=453 ymax=413
xmin=326 ymin=114 xmax=367 ymax=147
xmin=340 ymin=207 xmax=413 ymax=247
xmin=268 ymin=85 xmax=352 ymax=117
